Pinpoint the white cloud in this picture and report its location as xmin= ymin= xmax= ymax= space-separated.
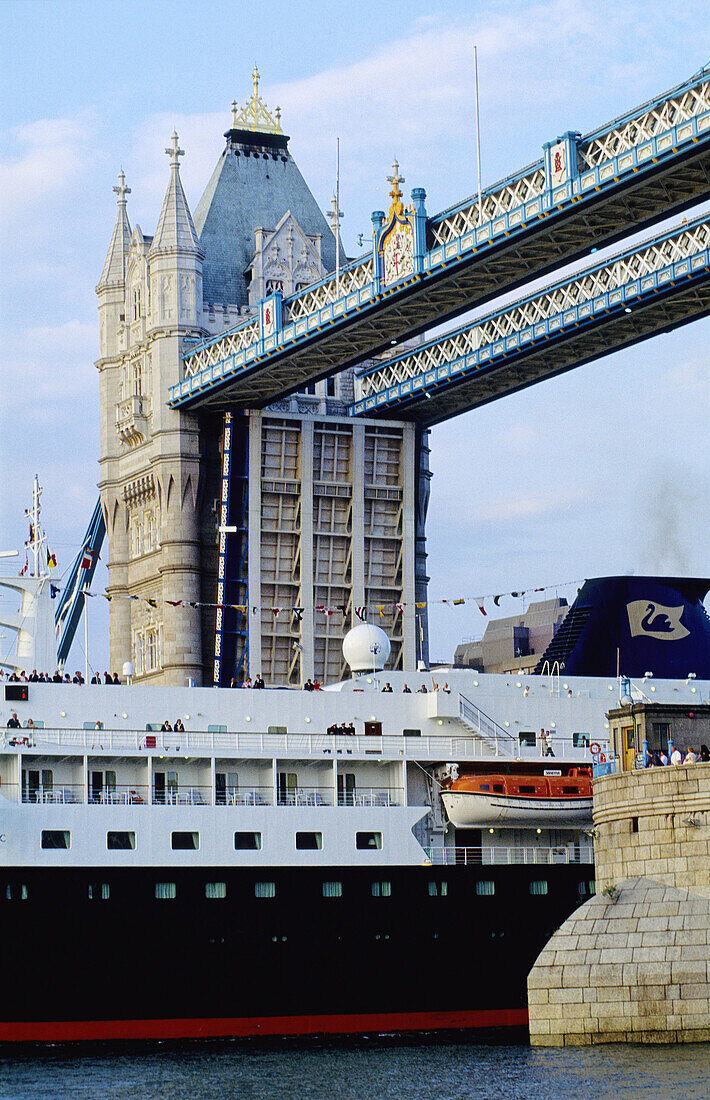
xmin=0 ymin=113 xmax=96 ymax=219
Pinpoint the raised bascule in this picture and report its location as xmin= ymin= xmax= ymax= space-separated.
xmin=90 ymin=65 xmax=710 ymax=689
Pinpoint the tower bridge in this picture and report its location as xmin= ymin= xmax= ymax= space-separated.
xmin=94 ymin=65 xmax=710 ymax=688
xmin=169 ymin=67 xmax=710 ymax=412
xmin=348 ymin=212 xmax=710 ymax=425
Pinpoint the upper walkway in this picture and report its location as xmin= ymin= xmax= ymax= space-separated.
xmin=169 ymin=68 xmax=710 ymax=412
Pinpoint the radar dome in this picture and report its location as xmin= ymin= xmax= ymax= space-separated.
xmin=342 ymin=623 xmax=391 ymax=673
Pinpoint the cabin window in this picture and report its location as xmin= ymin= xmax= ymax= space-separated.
xmin=296 ymin=831 xmax=323 ymax=850
xmin=476 ymin=880 xmax=495 ymax=896
xmin=403 ymin=728 xmax=421 ymax=737
xmin=519 ymin=785 xmax=536 ymax=794
xmin=88 ymin=883 xmax=110 ymax=900
xmin=479 ymin=783 xmax=490 ymax=791
xmin=356 ymin=831 xmax=382 ymax=850
xmin=371 ymin=881 xmax=392 ymax=897
xmin=107 ymin=831 xmax=136 ymax=850
xmin=562 ymin=786 xmax=579 ymax=794
xmin=529 ymin=880 xmax=549 ymax=896
xmin=172 ymin=831 xmax=199 ymax=850
xmin=322 ymin=881 xmax=342 ymax=898
xmin=155 ymin=882 xmax=176 ymax=899
xmin=205 ymin=882 xmax=227 ymax=899
xmin=5 ymin=883 xmax=28 ymax=901
xmin=41 ymin=830 xmax=70 ymax=849
xmin=519 ymin=731 xmax=536 ymax=747
xmin=254 ymin=881 xmax=276 ymax=898
xmin=235 ymin=831 xmax=262 ymax=850
xmin=492 ymin=784 xmax=504 ymax=793
xmin=572 ymin=732 xmax=590 ymax=748
xmin=427 ymin=881 xmax=448 ymax=897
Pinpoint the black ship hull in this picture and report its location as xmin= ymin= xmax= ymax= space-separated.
xmin=0 ymin=864 xmax=591 ymax=1041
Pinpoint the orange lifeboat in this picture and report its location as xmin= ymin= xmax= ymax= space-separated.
xmin=440 ymin=772 xmax=593 ymax=828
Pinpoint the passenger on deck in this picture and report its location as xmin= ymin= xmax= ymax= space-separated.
xmin=104 ymin=672 xmax=112 ymax=684
xmin=382 ymin=682 xmax=393 ymax=693
xmin=304 ymin=679 xmax=314 ymax=691
xmin=346 ymin=722 xmax=355 ymax=735
xmin=53 ymin=670 xmax=63 ymax=682
xmin=174 ymin=719 xmax=185 ymax=733
xmin=684 ymin=747 xmax=698 ymax=764
xmin=417 ymin=684 xmax=428 ymax=693
xmin=543 ymin=731 xmax=555 ymax=758
xmin=253 ymin=675 xmax=265 ymax=689
xmin=112 ymin=673 xmax=120 ymax=685
xmin=6 ymin=713 xmax=21 ymax=729
xmin=243 ymin=677 xmax=252 ymax=689
xmin=91 ymin=672 xmax=101 ymax=684
xmin=671 ymin=746 xmax=682 ymax=765
xmin=402 ymin=684 xmax=411 ymax=693
xmin=161 ymin=720 xmax=173 ymax=732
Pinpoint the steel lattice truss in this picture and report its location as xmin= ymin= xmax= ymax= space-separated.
xmin=430 ymin=75 xmax=710 ymax=246
xmin=348 ymin=214 xmax=710 ymax=426
xmin=172 ymin=68 xmax=710 ymax=411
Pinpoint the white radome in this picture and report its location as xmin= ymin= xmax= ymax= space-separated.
xmin=342 ymin=623 xmax=391 ymax=673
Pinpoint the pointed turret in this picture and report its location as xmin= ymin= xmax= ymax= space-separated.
xmin=148 ymin=133 xmax=204 ymax=333
xmin=150 ymin=133 xmax=201 ymax=255
xmin=97 ymin=170 xmax=132 ymax=288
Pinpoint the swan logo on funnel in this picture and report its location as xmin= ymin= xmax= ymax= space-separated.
xmin=627 ymin=600 xmax=690 ymax=641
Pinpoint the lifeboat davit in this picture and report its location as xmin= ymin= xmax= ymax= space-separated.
xmin=440 ymin=771 xmax=593 ymax=828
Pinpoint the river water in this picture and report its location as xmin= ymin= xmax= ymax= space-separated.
xmin=1 ymin=1038 xmax=709 ymax=1099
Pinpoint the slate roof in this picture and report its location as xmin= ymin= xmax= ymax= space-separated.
xmin=98 ymin=192 xmax=132 ymax=287
xmin=151 ymin=154 xmax=201 ymax=255
xmin=193 ymin=130 xmax=339 ymax=308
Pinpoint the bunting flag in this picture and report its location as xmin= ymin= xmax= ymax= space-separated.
xmin=50 ymin=584 xmax=60 ymax=598
xmin=89 ymin=578 xmax=581 ymax=618
xmin=20 ymin=557 xmax=28 ymax=576
xmin=47 ymin=549 xmax=57 ymax=569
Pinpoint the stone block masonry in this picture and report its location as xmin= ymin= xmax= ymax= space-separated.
xmin=528 ymin=763 xmax=710 ymax=1045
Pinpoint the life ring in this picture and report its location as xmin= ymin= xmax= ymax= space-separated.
xmin=590 ymin=741 xmax=601 ymax=755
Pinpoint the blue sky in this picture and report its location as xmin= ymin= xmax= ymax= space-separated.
xmin=1 ymin=0 xmax=709 ymax=672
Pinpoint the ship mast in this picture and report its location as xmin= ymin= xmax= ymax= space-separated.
xmin=27 ymin=474 xmax=48 ymax=579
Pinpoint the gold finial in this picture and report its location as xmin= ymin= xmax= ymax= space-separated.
xmin=230 ymin=67 xmax=283 ymax=135
xmin=386 ymin=159 xmax=405 ymax=218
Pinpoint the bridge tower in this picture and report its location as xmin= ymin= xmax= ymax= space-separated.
xmin=96 ymin=73 xmax=429 ymax=685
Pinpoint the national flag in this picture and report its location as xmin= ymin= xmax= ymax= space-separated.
xmin=81 ymin=547 xmax=98 ymax=570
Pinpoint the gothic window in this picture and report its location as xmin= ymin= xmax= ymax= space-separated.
xmin=131 ymin=519 xmax=143 ymax=559
xmin=266 ymin=279 xmax=284 ymax=295
xmin=326 ymin=377 xmax=336 ymax=398
xmin=132 ymin=286 xmax=141 ymax=321
xmin=144 ymin=511 xmax=154 ymax=554
xmin=133 ymin=631 xmax=145 ymax=676
xmin=132 ymin=358 xmax=143 ymax=396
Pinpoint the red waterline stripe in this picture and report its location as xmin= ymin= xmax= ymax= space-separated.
xmin=0 ymin=1008 xmax=528 ymax=1043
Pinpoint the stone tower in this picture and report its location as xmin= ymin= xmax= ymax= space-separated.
xmin=97 ymin=74 xmax=428 ymax=686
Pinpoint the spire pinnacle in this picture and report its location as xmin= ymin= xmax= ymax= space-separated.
xmin=386 ymin=159 xmax=405 ymax=218
xmin=229 ymin=67 xmax=283 ymax=135
xmin=113 ymin=169 xmax=131 ymax=206
xmin=165 ymin=131 xmax=184 ymax=169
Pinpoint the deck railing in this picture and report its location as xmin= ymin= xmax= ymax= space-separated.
xmin=425 ymin=844 xmax=594 ymax=866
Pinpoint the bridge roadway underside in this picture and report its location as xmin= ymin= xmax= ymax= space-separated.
xmin=189 ymin=145 xmax=710 ymax=412
xmin=372 ymin=271 xmax=710 ymax=427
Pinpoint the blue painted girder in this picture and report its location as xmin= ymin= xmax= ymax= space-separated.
xmin=169 ymin=70 xmax=710 ymax=412
xmin=347 ymin=214 xmax=710 ymax=426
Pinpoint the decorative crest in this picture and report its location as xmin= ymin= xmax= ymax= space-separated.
xmin=165 ymin=131 xmax=184 ymax=169
xmin=386 ymin=159 xmax=405 ymax=219
xmin=113 ymin=169 xmax=131 ymax=205
xmin=230 ymin=66 xmax=283 ymax=134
